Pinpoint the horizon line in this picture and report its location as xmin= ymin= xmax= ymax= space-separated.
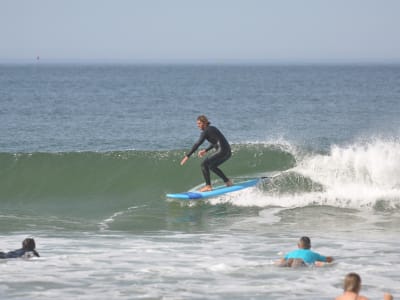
xmin=1 ymin=57 xmax=400 ymax=65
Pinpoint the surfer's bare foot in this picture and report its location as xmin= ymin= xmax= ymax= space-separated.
xmin=225 ymin=180 xmax=233 ymax=187
xmin=199 ymin=185 xmax=212 ymax=192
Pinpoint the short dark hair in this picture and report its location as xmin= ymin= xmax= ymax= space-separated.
xmin=22 ymin=238 xmax=36 ymax=251
xmin=299 ymin=236 xmax=311 ymax=249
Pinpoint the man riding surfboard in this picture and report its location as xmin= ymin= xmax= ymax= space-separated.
xmin=180 ymin=115 xmax=233 ymax=192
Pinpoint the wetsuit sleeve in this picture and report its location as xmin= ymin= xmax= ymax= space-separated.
xmin=186 ymin=131 xmax=207 ymax=157
xmin=4 ymin=249 xmax=24 ymax=258
xmin=205 ymin=144 xmax=215 ymax=152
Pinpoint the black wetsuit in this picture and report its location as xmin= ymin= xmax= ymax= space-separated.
xmin=186 ymin=125 xmax=231 ymax=185
xmin=0 ymin=248 xmax=40 ymax=259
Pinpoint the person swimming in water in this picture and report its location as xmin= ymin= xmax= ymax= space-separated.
xmin=276 ymin=236 xmax=333 ymax=267
xmin=0 ymin=238 xmax=40 ymax=259
xmin=335 ymin=272 xmax=393 ymax=300
xmin=180 ymin=115 xmax=233 ymax=192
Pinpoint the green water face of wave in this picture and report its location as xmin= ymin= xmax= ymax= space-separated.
xmin=0 ymin=144 xmax=296 ymax=218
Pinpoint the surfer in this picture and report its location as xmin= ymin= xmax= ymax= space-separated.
xmin=0 ymin=238 xmax=40 ymax=259
xmin=276 ymin=236 xmax=333 ymax=267
xmin=180 ymin=115 xmax=233 ymax=192
xmin=335 ymin=272 xmax=393 ymax=300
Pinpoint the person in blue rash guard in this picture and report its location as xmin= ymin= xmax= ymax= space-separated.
xmin=180 ymin=115 xmax=233 ymax=192
xmin=277 ymin=236 xmax=333 ymax=267
xmin=0 ymin=238 xmax=40 ymax=259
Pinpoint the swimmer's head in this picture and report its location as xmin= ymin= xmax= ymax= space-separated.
xmin=298 ymin=236 xmax=311 ymax=249
xmin=343 ymin=272 xmax=362 ymax=294
xmin=22 ymin=238 xmax=36 ymax=251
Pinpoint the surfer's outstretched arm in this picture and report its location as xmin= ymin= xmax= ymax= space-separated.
xmin=180 ymin=156 xmax=189 ymax=165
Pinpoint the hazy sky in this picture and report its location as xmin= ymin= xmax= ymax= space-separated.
xmin=1 ymin=0 xmax=400 ymax=63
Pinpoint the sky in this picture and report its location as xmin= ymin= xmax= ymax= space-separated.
xmin=1 ymin=0 xmax=400 ymax=63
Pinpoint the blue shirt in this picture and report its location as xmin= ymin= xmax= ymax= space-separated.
xmin=284 ymin=248 xmax=327 ymax=264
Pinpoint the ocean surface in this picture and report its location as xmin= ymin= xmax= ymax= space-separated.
xmin=0 ymin=63 xmax=400 ymax=299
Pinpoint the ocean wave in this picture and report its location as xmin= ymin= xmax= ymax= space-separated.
xmin=0 ymin=144 xmax=295 ymax=216
xmin=226 ymin=139 xmax=400 ymax=210
xmin=2 ymin=139 xmax=400 ymax=223
xmin=295 ymin=138 xmax=400 ymax=207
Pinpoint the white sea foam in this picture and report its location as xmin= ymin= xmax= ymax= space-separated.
xmin=296 ymin=139 xmax=400 ymax=208
xmin=299 ymin=139 xmax=400 ymax=188
xmin=217 ymin=139 xmax=400 ymax=210
xmin=2 ymin=229 xmax=397 ymax=300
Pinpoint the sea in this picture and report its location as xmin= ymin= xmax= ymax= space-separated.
xmin=0 ymin=63 xmax=399 ymax=300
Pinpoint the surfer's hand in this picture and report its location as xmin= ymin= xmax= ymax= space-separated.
xmin=180 ymin=156 xmax=188 ymax=165
xmin=198 ymin=149 xmax=206 ymax=158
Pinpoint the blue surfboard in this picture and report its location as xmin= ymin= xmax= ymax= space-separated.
xmin=166 ymin=178 xmax=260 ymax=200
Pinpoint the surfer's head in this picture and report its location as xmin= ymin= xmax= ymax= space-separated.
xmin=22 ymin=238 xmax=36 ymax=251
xmin=298 ymin=236 xmax=311 ymax=249
xmin=343 ymin=272 xmax=362 ymax=293
xmin=197 ymin=115 xmax=210 ymax=130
